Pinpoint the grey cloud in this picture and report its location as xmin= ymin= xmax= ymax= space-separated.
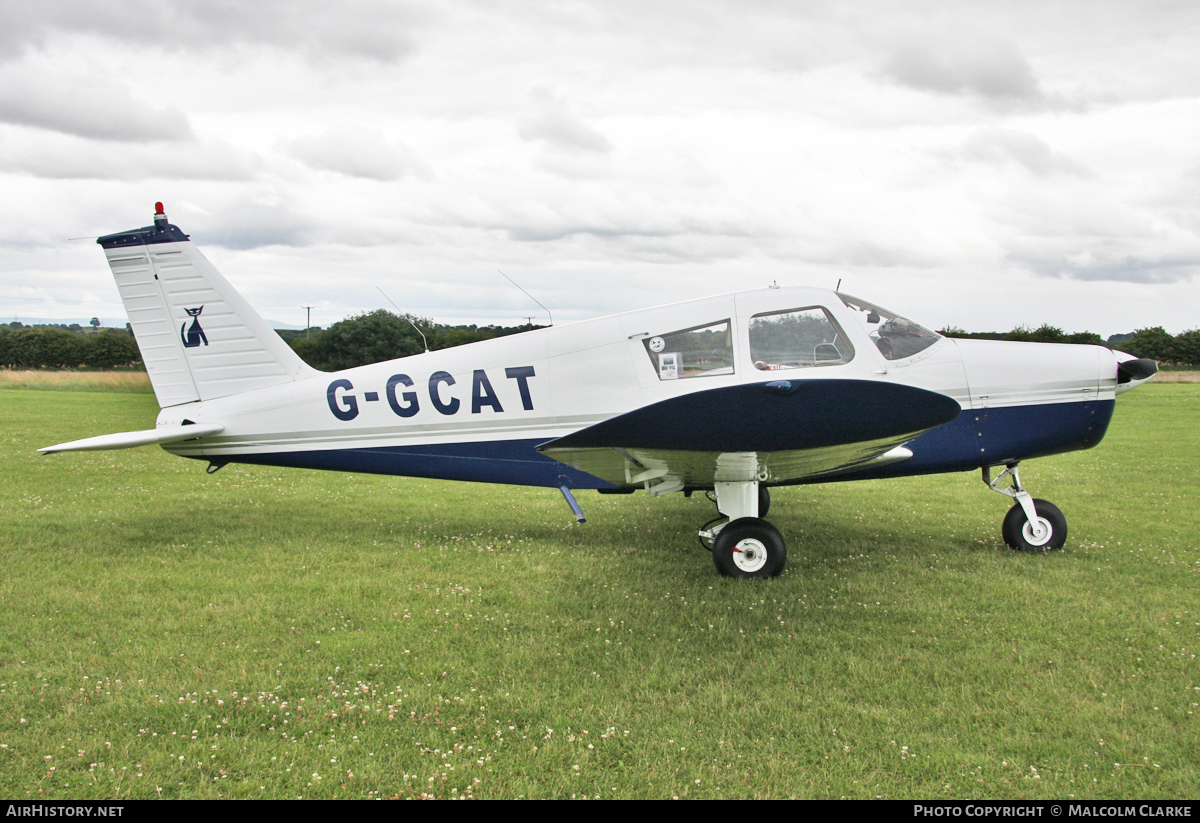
xmin=493 ymin=226 xmax=756 ymax=267
xmin=518 ymin=90 xmax=612 ymax=154
xmin=429 ymin=190 xmax=755 ymax=254
xmin=0 ymin=0 xmax=424 ymax=63
xmin=881 ymin=39 xmax=1061 ymax=109
xmin=531 ymin=151 xmax=615 ymax=181
xmin=505 ymin=224 xmax=670 ymax=243
xmin=957 ymin=129 xmax=1090 ymax=177
xmin=189 ymin=201 xmax=320 ymax=250
xmin=286 ymin=125 xmax=429 ymax=181
xmin=498 ymin=214 xmax=755 ymax=251
xmin=0 ymin=66 xmax=192 ymax=141
xmin=0 ymin=132 xmax=257 ymax=180
xmin=1007 ymin=236 xmax=1200 ymax=284
xmin=1014 ymin=250 xmax=1198 ymax=284
xmin=809 ymin=239 xmax=937 ymax=269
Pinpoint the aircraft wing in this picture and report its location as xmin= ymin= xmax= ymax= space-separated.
xmin=537 ymin=379 xmax=960 ymax=491
xmin=39 ymin=423 xmax=225 ymax=454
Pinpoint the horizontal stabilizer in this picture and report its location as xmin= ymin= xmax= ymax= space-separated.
xmin=40 ymin=423 xmax=224 ymax=454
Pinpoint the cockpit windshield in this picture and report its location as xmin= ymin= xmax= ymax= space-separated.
xmin=838 ymin=293 xmax=941 ymax=361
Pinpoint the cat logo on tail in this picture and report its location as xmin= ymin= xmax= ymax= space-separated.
xmin=181 ymin=306 xmax=208 ymax=348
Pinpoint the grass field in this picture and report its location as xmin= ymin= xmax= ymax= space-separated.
xmin=0 ymin=378 xmax=1197 ymax=799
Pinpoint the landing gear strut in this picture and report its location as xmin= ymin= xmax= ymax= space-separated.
xmin=983 ymin=464 xmax=1068 ymax=552
xmin=699 ymin=480 xmax=786 ymax=578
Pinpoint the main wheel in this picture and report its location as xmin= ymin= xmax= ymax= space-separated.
xmin=758 ymin=486 xmax=771 ymax=518
xmin=1002 ymin=499 xmax=1067 ymax=553
xmin=713 ymin=517 xmax=787 ymax=578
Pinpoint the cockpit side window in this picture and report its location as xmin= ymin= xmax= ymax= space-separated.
xmin=838 ymin=294 xmax=941 ymax=361
xmin=643 ymin=320 xmax=735 ymax=381
xmin=749 ymin=307 xmax=853 ymax=371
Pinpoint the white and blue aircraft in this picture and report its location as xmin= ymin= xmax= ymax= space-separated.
xmin=42 ymin=204 xmax=1159 ymax=578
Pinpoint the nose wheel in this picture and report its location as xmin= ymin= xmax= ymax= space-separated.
xmin=1002 ymin=498 xmax=1067 ymax=553
xmin=984 ymin=465 xmax=1068 ymax=553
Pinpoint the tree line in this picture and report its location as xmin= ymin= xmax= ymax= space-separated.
xmin=277 ymin=310 xmax=546 ymax=371
xmin=938 ymin=324 xmax=1200 ymax=366
xmin=2 ymin=312 xmax=1196 ymax=370
xmin=0 ymin=323 xmax=142 ymax=369
xmin=0 ymin=312 xmax=542 ymax=371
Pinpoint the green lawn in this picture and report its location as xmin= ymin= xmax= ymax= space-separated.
xmin=0 ymin=383 xmax=1196 ymax=799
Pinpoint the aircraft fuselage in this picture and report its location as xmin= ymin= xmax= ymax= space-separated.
xmin=155 ymin=287 xmax=1123 ymax=491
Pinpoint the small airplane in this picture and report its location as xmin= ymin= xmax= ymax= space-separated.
xmin=42 ymin=204 xmax=1159 ymax=578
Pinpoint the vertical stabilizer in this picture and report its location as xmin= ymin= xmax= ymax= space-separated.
xmin=99 ymin=204 xmax=316 ymax=408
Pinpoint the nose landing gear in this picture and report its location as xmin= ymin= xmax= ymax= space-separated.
xmin=984 ymin=464 xmax=1068 ymax=552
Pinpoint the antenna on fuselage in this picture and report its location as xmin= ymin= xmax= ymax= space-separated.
xmin=498 ymin=270 xmax=553 ymax=327
xmin=377 ymin=287 xmax=430 ymax=353
xmin=836 ymin=278 xmax=842 ymax=292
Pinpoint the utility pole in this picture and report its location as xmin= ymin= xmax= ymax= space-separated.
xmin=301 ymin=305 xmax=314 ymax=338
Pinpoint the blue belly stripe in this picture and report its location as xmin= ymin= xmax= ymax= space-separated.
xmin=205 ymin=438 xmax=618 ymax=489
xmin=806 ymin=399 xmax=1115 ymax=484
xmin=188 ymin=399 xmax=1114 ymax=489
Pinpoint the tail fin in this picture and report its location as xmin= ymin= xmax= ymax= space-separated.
xmin=99 ymin=203 xmax=316 ymax=408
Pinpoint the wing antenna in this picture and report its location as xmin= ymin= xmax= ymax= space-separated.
xmin=498 ymin=270 xmax=552 ymax=327
xmin=377 ymin=287 xmax=429 ymax=353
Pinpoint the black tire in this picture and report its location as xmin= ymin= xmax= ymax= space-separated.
xmin=758 ymin=486 xmax=771 ymax=518
xmin=713 ymin=517 xmax=787 ymax=578
xmin=1002 ymin=499 xmax=1067 ymax=553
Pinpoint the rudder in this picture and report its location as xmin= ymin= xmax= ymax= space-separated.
xmin=99 ymin=203 xmax=315 ymax=408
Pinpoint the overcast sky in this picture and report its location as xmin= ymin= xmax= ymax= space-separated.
xmin=1 ymin=0 xmax=1197 ymax=336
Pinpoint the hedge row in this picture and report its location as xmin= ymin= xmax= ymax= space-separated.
xmin=940 ymin=324 xmax=1200 ymax=367
xmin=280 ymin=310 xmax=542 ymax=371
xmin=0 ymin=326 xmax=142 ymax=369
xmin=1111 ymin=327 xmax=1200 ymax=366
xmin=2 ymin=317 xmax=1196 ymax=372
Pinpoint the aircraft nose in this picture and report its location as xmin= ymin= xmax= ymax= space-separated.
xmin=954 ymin=338 xmax=1109 ymax=408
xmin=953 ymin=339 xmax=1120 ymax=465
xmin=1111 ymin=349 xmax=1158 ymax=394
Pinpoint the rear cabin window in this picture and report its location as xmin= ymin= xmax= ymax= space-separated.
xmin=749 ymin=307 xmax=853 ymax=370
xmin=643 ymin=320 xmax=735 ymax=380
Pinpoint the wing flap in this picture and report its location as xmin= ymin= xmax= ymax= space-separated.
xmin=542 ymin=439 xmax=914 ymax=491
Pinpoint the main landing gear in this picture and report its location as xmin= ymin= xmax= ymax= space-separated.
xmin=984 ymin=464 xmax=1068 ymax=552
xmin=699 ymin=482 xmax=787 ymax=578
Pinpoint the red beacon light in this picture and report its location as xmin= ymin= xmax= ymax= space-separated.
xmin=154 ymin=202 xmax=165 ymax=215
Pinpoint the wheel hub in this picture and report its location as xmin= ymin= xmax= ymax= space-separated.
xmin=1022 ymin=518 xmax=1053 ymax=547
xmin=732 ymin=538 xmax=768 ymax=573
